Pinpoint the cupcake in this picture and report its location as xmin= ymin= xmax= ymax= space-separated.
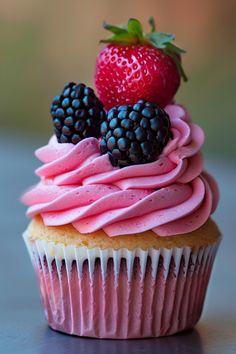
xmin=22 ymin=18 xmax=221 ymax=339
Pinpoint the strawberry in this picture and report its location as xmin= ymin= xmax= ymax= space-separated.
xmin=95 ymin=18 xmax=187 ymax=110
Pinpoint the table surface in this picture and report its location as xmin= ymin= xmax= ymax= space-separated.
xmin=0 ymin=133 xmax=236 ymax=354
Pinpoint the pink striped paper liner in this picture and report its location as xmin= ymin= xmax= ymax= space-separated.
xmin=23 ymin=231 xmax=220 ymax=339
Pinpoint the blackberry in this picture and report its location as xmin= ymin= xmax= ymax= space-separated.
xmin=50 ymin=82 xmax=106 ymax=144
xmin=100 ymin=100 xmax=171 ymax=167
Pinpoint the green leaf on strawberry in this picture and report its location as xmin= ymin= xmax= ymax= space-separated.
xmin=100 ymin=32 xmax=138 ymax=45
xmin=146 ymin=32 xmax=175 ymax=49
xmin=100 ymin=17 xmax=188 ymax=82
xmin=102 ymin=22 xmax=128 ymax=35
xmin=127 ymin=18 xmax=143 ymax=38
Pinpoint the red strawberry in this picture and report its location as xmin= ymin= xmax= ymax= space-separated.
xmin=95 ymin=18 xmax=187 ymax=110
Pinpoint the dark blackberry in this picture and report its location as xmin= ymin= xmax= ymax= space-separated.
xmin=50 ymin=82 xmax=106 ymax=144
xmin=100 ymin=100 xmax=171 ymax=167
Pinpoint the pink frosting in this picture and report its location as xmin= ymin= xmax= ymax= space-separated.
xmin=22 ymin=104 xmax=219 ymax=237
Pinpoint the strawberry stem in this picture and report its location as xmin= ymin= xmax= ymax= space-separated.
xmin=148 ymin=17 xmax=156 ymax=32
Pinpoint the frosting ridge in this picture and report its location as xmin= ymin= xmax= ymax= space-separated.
xmin=22 ymin=104 xmax=219 ymax=236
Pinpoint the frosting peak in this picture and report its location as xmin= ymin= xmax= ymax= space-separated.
xmin=22 ymin=104 xmax=219 ymax=237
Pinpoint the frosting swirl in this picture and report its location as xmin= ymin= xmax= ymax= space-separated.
xmin=22 ymin=104 xmax=219 ymax=237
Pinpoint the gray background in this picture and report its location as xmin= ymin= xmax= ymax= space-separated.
xmin=0 ymin=134 xmax=236 ymax=354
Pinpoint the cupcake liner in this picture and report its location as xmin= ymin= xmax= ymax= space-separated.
xmin=23 ymin=231 xmax=220 ymax=339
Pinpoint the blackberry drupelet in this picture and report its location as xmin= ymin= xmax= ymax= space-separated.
xmin=50 ymin=82 xmax=106 ymax=144
xmin=100 ymin=100 xmax=171 ymax=167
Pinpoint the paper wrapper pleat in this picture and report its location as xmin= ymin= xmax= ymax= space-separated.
xmin=23 ymin=231 xmax=220 ymax=339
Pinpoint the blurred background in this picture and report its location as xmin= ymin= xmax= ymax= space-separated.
xmin=0 ymin=0 xmax=235 ymax=157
